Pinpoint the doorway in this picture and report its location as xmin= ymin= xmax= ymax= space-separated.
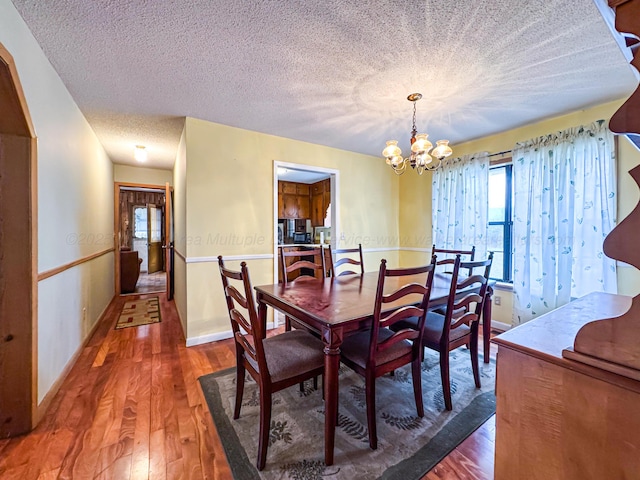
xmin=0 ymin=43 xmax=38 ymax=437
xmin=115 ymin=183 xmax=174 ymax=297
xmin=132 ymin=204 xmax=164 ymax=274
xmin=272 ymin=161 xmax=340 ymax=284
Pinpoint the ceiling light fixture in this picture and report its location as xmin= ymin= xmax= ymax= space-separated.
xmin=382 ymin=93 xmax=453 ymax=175
xmin=134 ymin=145 xmax=147 ymax=162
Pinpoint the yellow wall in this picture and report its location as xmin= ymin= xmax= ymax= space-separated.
xmin=113 ymin=164 xmax=173 ymax=186
xmin=173 ymin=126 xmax=188 ymax=333
xmin=182 ymin=117 xmax=399 ymax=342
xmin=398 ymin=99 xmax=640 ymax=326
xmin=1 ymin=0 xmax=115 ymax=403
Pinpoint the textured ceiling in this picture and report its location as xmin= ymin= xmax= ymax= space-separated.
xmin=10 ymin=0 xmax=637 ymax=170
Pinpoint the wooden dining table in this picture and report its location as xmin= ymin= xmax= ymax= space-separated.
xmin=254 ymin=271 xmax=493 ymax=466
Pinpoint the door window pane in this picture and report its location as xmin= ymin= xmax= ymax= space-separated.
xmin=133 ymin=206 xmax=147 ymax=239
xmin=150 ymin=206 xmax=162 ymax=242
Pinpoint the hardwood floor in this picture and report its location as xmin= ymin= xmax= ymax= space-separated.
xmin=0 ymin=295 xmax=496 ymax=479
xmin=132 ymin=271 xmax=167 ymax=295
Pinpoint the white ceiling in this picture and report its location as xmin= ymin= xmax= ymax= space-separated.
xmin=277 ymin=167 xmax=330 ymax=184
xmin=10 ymin=0 xmax=637 ymax=171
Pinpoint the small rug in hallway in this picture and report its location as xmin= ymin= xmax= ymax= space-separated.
xmin=115 ymin=296 xmax=161 ymax=329
xmin=199 ymin=349 xmax=495 ymax=480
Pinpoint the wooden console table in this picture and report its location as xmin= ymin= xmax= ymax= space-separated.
xmin=492 ymin=292 xmax=640 ymax=479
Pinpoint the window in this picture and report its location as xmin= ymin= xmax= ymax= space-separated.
xmin=488 ymin=164 xmax=512 ymax=282
xmin=133 ymin=206 xmax=148 ymax=239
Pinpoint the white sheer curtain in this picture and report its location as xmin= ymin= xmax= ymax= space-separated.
xmin=512 ymin=120 xmax=617 ymax=324
xmin=432 ymin=152 xmax=489 ymax=260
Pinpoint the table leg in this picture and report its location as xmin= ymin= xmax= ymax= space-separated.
xmin=257 ymin=294 xmax=268 ymax=339
xmin=322 ymin=328 xmax=342 ymax=466
xmin=483 ymin=288 xmax=493 ymax=363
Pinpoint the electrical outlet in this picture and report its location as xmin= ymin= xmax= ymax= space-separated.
xmin=494 ymin=296 xmax=501 ymax=306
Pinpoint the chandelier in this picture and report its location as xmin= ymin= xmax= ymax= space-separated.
xmin=382 ymin=93 xmax=453 ymax=175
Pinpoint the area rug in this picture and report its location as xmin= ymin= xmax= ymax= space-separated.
xmin=199 ymin=348 xmax=495 ymax=479
xmin=115 ymin=296 xmax=161 ymax=329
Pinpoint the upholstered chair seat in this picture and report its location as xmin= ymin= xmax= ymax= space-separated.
xmin=247 ymin=330 xmax=324 ymax=383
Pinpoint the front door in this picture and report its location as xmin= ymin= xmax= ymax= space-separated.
xmin=147 ymin=204 xmax=163 ymax=274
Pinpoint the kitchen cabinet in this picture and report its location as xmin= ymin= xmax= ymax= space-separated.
xmin=278 ymin=180 xmax=329 ymax=221
xmin=311 ymin=191 xmax=324 ymax=227
xmin=278 ymin=181 xmax=312 ymax=219
xmin=310 ymin=179 xmax=331 ymax=226
xmin=281 ymin=194 xmax=298 ymax=218
xmin=281 ymin=181 xmax=297 ymax=194
xmin=297 ymin=194 xmax=310 ymax=219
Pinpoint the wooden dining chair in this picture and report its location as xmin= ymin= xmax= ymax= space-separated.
xmin=327 ymin=244 xmax=364 ymax=276
xmin=280 ymin=246 xmax=327 ymax=283
xmin=339 ymin=256 xmax=437 ymax=450
xmin=432 ymin=245 xmax=475 ymax=275
xmin=218 ymin=256 xmax=325 ymax=470
xmin=280 ymin=246 xmax=327 ymax=332
xmin=396 ymin=253 xmax=493 ymax=411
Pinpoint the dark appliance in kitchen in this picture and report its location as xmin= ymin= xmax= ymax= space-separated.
xmin=293 ymin=232 xmax=312 ymax=244
xmin=279 ymin=219 xmax=311 ymax=244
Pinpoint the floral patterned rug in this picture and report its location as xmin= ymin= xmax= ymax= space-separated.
xmin=199 ymin=348 xmax=496 ymax=480
xmin=115 ymin=296 xmax=161 ymax=329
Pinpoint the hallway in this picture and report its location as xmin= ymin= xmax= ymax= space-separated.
xmin=0 ymin=295 xmax=495 ymax=479
xmin=0 ymin=295 xmax=232 ymax=479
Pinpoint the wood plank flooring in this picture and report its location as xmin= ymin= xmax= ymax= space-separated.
xmin=0 ymin=294 xmax=496 ymax=479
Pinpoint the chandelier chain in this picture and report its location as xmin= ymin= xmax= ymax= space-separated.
xmin=411 ymin=101 xmax=417 ymax=138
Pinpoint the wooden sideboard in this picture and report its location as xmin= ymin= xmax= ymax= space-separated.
xmin=493 ymin=2 xmax=640 ymax=477
xmin=492 ymin=292 xmax=640 ymax=479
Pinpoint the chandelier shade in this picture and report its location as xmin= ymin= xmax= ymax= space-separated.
xmin=382 ymin=93 xmax=453 ymax=175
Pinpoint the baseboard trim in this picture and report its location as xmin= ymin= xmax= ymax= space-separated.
xmin=35 ymin=293 xmax=117 ymax=424
xmin=490 ymin=320 xmax=512 ymax=331
xmin=186 ymin=321 xmax=278 ymax=347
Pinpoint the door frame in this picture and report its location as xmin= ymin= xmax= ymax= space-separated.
xmin=114 ymin=182 xmax=172 ymax=296
xmin=0 ymin=43 xmax=38 ymax=435
xmin=272 ymin=161 xmax=340 ymax=284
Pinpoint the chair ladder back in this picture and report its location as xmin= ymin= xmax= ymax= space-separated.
xmin=432 ymin=244 xmax=476 ymax=260
xmin=459 ymin=252 xmax=494 ymax=307
xmin=218 ymin=256 xmax=268 ymax=374
xmin=433 ymin=245 xmax=476 ymax=275
xmin=439 ymin=255 xmax=465 ymax=345
xmin=280 ymin=246 xmax=326 ymax=283
xmin=440 ymin=253 xmax=494 ymax=341
xmin=370 ymin=256 xmax=437 ymax=359
xmin=449 ymin=293 xmax=483 ymax=330
xmin=233 ymin=329 xmax=258 ymax=363
xmin=331 ymin=244 xmax=365 ymax=276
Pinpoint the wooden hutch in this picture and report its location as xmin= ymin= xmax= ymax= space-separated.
xmin=493 ymin=1 xmax=640 ymax=478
